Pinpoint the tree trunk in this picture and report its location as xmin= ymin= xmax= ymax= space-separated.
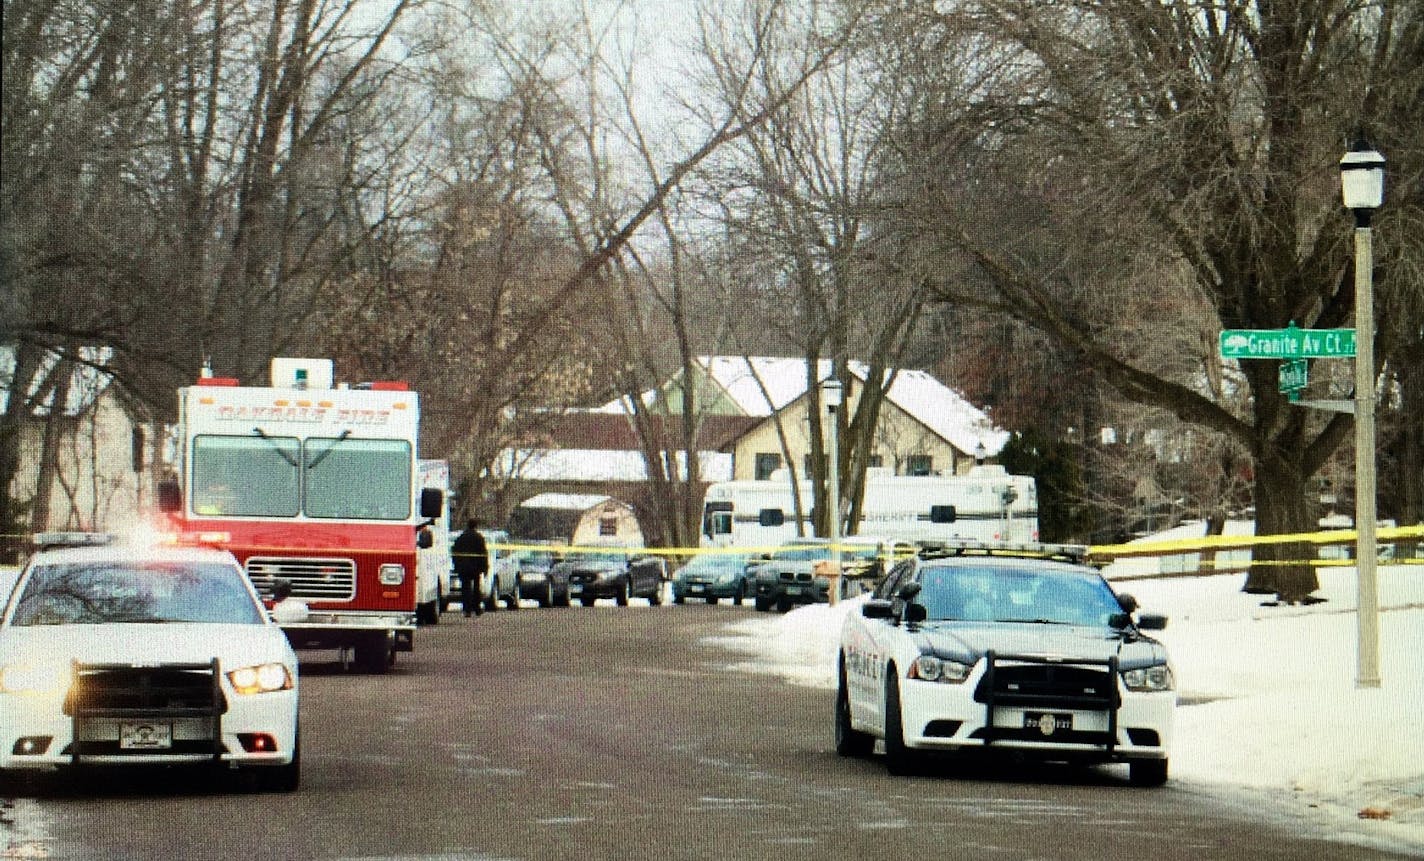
xmin=1242 ymin=456 xmax=1319 ymax=603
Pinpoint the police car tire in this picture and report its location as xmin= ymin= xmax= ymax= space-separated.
xmin=835 ymin=666 xmax=874 ymax=758
xmin=1129 ymin=758 xmax=1169 ymax=787
xmin=258 ymin=729 xmax=301 ymax=792
xmin=883 ymin=673 xmax=915 ymax=775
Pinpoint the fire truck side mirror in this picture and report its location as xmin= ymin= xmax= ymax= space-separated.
xmin=416 ymin=529 xmax=433 ymax=549
xmin=157 ymin=479 xmax=182 ymax=513
xmin=419 ymin=488 xmax=443 ymax=519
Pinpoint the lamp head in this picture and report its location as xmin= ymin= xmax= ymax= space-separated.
xmin=1340 ymin=138 xmax=1385 ymax=214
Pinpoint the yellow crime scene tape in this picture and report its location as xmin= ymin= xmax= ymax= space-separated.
xmin=7 ymin=527 xmax=1420 ymax=572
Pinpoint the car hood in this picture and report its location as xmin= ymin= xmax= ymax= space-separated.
xmin=912 ymin=621 xmax=1168 ymax=670
xmin=0 ymin=623 xmax=296 ymax=669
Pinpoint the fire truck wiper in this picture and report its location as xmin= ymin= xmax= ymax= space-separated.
xmin=251 ymin=427 xmax=299 ymax=467
xmin=305 ymin=429 xmax=351 ymax=470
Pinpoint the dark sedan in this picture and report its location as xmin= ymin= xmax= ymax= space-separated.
xmin=671 ymin=553 xmax=754 ymax=605
xmin=564 ymin=551 xmax=666 ymax=606
xmin=513 ymin=544 xmax=565 ymax=608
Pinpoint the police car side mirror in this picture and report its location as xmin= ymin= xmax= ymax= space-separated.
xmin=904 ymin=603 xmax=928 ymax=624
xmin=1137 ymin=613 xmax=1168 ymax=630
xmin=1117 ymin=593 xmax=1139 ymax=613
xmin=861 ymin=600 xmax=893 ymax=619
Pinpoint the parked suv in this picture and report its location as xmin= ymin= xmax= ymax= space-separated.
xmin=564 ymin=551 xmax=667 ymax=606
xmin=752 ymin=537 xmax=905 ymax=612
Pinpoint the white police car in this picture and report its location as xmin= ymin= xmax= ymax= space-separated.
xmin=836 ymin=540 xmax=1175 ymax=785
xmin=0 ymin=533 xmax=301 ymax=791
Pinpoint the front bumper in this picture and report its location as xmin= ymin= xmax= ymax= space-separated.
xmin=890 ymin=663 xmax=1174 ymax=763
xmin=673 ymin=579 xmax=742 ymax=599
xmin=1 ymin=672 xmax=298 ymax=773
xmin=280 ymin=612 xmax=416 ymax=652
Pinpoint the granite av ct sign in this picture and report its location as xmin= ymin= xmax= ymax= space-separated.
xmin=1218 ymin=324 xmax=1356 ymax=360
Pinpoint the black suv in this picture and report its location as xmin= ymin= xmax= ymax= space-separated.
xmin=564 ymin=551 xmax=667 ymax=606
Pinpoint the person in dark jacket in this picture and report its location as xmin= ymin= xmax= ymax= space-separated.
xmin=451 ymin=518 xmax=489 ymax=618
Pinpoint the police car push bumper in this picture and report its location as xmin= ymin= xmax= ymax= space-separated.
xmin=891 ymin=654 xmax=1174 ymax=761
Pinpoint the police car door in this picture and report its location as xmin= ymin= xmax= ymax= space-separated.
xmin=846 ymin=558 xmax=916 ymax=733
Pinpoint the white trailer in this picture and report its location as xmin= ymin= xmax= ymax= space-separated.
xmin=416 ymin=459 xmax=452 ymax=623
xmin=701 ymin=465 xmax=1038 ymax=549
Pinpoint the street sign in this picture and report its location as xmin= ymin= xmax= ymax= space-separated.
xmin=1278 ymin=359 xmax=1308 ymax=393
xmin=1219 ymin=323 xmax=1356 ymax=359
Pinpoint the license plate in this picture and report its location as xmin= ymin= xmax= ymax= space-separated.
xmin=1023 ymin=712 xmax=1072 ymax=736
xmin=786 ymin=585 xmax=802 ymax=595
xmin=690 ymin=585 xmax=704 ymax=593
xmin=570 ymin=584 xmax=583 ymax=595
xmin=120 ymin=722 xmax=172 ymax=750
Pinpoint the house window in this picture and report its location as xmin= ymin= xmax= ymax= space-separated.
xmin=907 ymin=455 xmax=933 ymax=476
xmin=754 ymin=452 xmax=782 ymax=480
xmin=803 ymin=454 xmax=827 ymax=474
xmin=599 ymin=515 xmax=618 ymax=536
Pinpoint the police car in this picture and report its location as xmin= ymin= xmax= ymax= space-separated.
xmin=0 ymin=532 xmax=301 ymax=791
xmin=836 ymin=540 xmax=1175 ymax=785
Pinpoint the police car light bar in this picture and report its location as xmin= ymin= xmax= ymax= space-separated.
xmin=913 ymin=538 xmax=1090 ymax=564
xmin=31 ymin=532 xmax=117 ymax=549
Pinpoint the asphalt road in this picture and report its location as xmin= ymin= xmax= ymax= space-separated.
xmin=1 ymin=601 xmax=1412 ymax=860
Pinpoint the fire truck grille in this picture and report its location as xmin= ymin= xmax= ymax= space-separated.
xmin=247 ymin=557 xmax=358 ymax=601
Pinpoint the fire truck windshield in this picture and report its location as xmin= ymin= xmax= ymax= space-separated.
xmin=304 ymin=437 xmax=412 ymax=520
xmin=190 ymin=435 xmax=412 ymax=520
xmin=193 ymin=435 xmax=301 ymax=516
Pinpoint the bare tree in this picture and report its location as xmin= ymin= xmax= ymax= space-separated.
xmin=873 ymin=0 xmax=1424 ymax=602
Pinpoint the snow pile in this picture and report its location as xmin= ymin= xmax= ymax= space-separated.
xmin=706 ymin=563 xmax=1424 ymax=850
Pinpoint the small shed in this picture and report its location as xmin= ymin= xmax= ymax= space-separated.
xmin=506 ymin=493 xmax=644 ymax=546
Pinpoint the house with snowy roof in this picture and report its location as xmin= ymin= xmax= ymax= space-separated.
xmin=603 ymin=356 xmax=1009 ymax=481
xmin=503 ymin=357 xmax=1007 ymax=484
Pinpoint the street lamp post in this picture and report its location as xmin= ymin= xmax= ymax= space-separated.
xmin=1340 ymin=139 xmax=1384 ymax=689
xmin=822 ymin=378 xmax=843 ymax=605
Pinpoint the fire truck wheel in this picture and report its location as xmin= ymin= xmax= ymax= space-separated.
xmin=417 ymin=600 xmax=439 ymax=626
xmin=355 ymin=635 xmax=394 ymax=674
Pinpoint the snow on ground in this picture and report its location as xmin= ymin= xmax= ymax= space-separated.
xmin=705 ymin=562 xmax=1424 ymax=853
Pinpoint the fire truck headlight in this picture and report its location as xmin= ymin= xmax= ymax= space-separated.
xmin=227 ymin=663 xmax=294 ymax=694
xmin=378 ymin=564 xmax=406 ymax=585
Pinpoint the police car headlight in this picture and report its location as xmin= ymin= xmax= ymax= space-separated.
xmin=227 ymin=663 xmax=295 ymax=695
xmin=0 ymin=662 xmax=70 ymax=695
xmin=908 ymin=655 xmax=973 ymax=684
xmin=1122 ymin=664 xmax=1175 ymax=692
xmin=379 ymin=564 xmax=405 ymax=585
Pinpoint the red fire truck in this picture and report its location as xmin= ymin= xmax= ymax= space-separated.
xmin=159 ymin=358 xmax=443 ymax=672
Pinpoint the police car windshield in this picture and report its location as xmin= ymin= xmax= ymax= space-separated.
xmin=10 ymin=562 xmax=265 ymax=626
xmin=915 ymin=565 xmax=1122 ymax=626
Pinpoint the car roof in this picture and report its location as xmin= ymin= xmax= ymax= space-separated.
xmin=27 ymin=542 xmax=241 ymax=567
